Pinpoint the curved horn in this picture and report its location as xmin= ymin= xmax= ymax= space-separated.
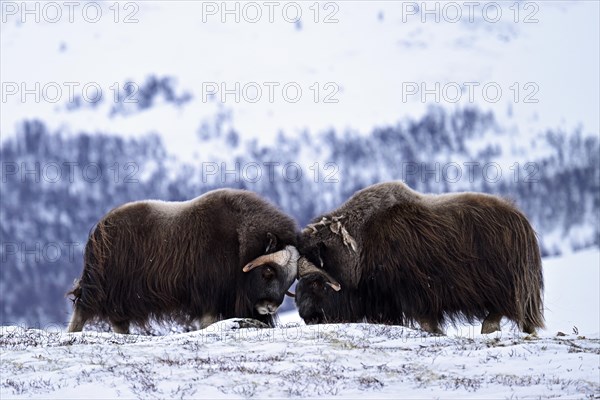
xmin=298 ymin=257 xmax=341 ymax=291
xmin=243 ymin=245 xmax=300 ymax=275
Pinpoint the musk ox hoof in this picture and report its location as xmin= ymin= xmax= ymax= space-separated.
xmin=481 ymin=312 xmax=502 ymax=334
xmin=419 ymin=320 xmax=444 ymax=335
xmin=424 ymin=328 xmax=444 ymax=336
xmin=481 ymin=320 xmax=502 ymax=334
xmin=228 ymin=318 xmax=270 ymax=329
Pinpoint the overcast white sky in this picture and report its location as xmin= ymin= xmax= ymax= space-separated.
xmin=1 ymin=1 xmax=598 ymax=153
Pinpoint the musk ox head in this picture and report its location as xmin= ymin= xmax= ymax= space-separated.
xmin=243 ymin=239 xmax=300 ymax=316
xmin=295 ymin=256 xmax=342 ymax=324
xmin=295 ymin=215 xmax=361 ymax=324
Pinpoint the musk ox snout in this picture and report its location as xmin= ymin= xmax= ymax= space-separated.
xmin=255 ymin=300 xmax=280 ymax=315
xmin=295 ymin=276 xmax=326 ymax=324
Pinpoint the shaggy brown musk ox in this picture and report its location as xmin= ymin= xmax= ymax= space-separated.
xmin=294 ymin=181 xmax=544 ymax=334
xmin=67 ymin=189 xmax=299 ymax=333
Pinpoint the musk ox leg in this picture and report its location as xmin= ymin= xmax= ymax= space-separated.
xmin=522 ymin=322 xmax=536 ymax=335
xmin=110 ymin=319 xmax=130 ymax=334
xmin=197 ymin=314 xmax=219 ymax=329
xmin=481 ymin=312 xmax=502 ymax=334
xmin=67 ymin=307 xmax=88 ymax=332
xmin=418 ymin=319 xmax=444 ymax=335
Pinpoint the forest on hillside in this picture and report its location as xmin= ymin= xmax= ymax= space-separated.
xmin=1 ymin=106 xmax=598 ymax=326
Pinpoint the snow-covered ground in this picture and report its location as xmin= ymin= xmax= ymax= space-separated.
xmin=1 ymin=322 xmax=598 ymax=399
xmin=1 ymin=249 xmax=598 ymax=399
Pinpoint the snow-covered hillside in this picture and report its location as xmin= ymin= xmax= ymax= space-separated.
xmin=1 ymin=249 xmax=598 ymax=399
xmin=2 ymin=322 xmax=598 ymax=399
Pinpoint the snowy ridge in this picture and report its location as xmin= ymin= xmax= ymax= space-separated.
xmin=1 ymin=323 xmax=598 ymax=399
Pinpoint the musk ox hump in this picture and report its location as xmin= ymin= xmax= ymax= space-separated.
xmin=305 ymin=215 xmax=358 ymax=253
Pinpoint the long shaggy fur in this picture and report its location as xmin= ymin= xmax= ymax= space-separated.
xmin=67 ymin=189 xmax=297 ymax=331
xmin=296 ymin=181 xmax=544 ymax=333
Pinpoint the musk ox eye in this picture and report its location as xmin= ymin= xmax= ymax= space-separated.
xmin=310 ymin=281 xmax=322 ymax=290
xmin=262 ymin=267 xmax=275 ymax=280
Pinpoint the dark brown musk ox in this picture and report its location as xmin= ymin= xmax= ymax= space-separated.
xmin=66 ymin=189 xmax=300 ymax=334
xmin=294 ymin=181 xmax=545 ymax=334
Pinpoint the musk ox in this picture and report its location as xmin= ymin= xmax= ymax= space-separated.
xmin=67 ymin=189 xmax=299 ymax=333
xmin=295 ymin=181 xmax=544 ymax=334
